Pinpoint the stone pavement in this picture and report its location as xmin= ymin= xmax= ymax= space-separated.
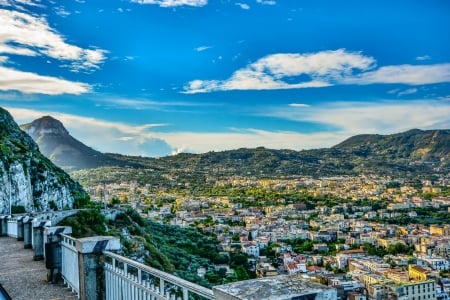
xmin=0 ymin=237 xmax=77 ymax=300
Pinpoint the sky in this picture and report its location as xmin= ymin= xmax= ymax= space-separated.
xmin=1 ymin=0 xmax=450 ymax=157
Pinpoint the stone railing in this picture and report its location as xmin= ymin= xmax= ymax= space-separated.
xmin=104 ymin=251 xmax=215 ymax=300
xmin=0 ymin=213 xmax=241 ymax=300
xmin=60 ymin=234 xmax=80 ymax=295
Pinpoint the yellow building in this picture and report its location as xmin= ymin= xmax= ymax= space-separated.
xmin=430 ymin=225 xmax=450 ymax=236
xmin=363 ymin=273 xmax=386 ymax=287
xmin=408 ymin=264 xmax=428 ymax=281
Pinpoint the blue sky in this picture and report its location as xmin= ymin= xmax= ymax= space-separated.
xmin=1 ymin=0 xmax=450 ymax=157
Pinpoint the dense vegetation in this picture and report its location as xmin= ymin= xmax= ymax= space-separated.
xmin=59 ymin=209 xmax=253 ymax=287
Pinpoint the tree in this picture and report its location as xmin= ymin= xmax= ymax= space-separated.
xmin=231 ymin=254 xmax=248 ymax=266
xmin=234 ymin=266 xmax=250 ymax=281
xmin=218 ymin=267 xmax=227 ymax=278
xmin=213 ymin=254 xmax=229 ymax=264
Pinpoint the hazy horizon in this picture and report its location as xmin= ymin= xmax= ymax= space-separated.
xmin=1 ymin=0 xmax=449 ymax=157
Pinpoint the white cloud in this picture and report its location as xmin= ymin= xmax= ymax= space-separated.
xmin=256 ymin=0 xmax=276 ymax=5
xmin=161 ymin=129 xmax=339 ymax=154
xmin=265 ymin=100 xmax=450 ymax=136
xmin=0 ymin=66 xmax=90 ymax=94
xmin=54 ymin=6 xmax=71 ymax=17
xmin=0 ymin=9 xmax=107 ymax=72
xmin=0 ymin=0 xmax=43 ymax=11
xmin=195 ymin=45 xmax=213 ymax=52
xmin=397 ymin=88 xmax=418 ymax=97
xmin=416 ymin=55 xmax=431 ymax=61
xmin=184 ymin=49 xmax=374 ymax=93
xmin=236 ymin=2 xmax=250 ymax=10
xmin=344 ymin=64 xmax=450 ymax=85
xmin=131 ymin=0 xmax=207 ymax=7
xmin=184 ymin=49 xmax=450 ymax=93
xmin=289 ymin=103 xmax=310 ymax=108
xmin=96 ymin=97 xmax=219 ymax=111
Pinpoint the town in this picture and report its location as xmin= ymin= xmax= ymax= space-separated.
xmin=82 ymin=172 xmax=450 ymax=300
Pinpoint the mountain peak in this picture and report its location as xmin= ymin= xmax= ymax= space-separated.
xmin=22 ymin=115 xmax=69 ymax=138
xmin=21 ymin=115 xmax=124 ymax=172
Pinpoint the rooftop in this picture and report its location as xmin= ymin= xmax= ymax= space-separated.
xmin=213 ymin=275 xmax=335 ymax=300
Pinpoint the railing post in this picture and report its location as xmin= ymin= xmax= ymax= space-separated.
xmin=76 ymin=236 xmax=120 ymax=300
xmin=0 ymin=216 xmax=7 ymax=236
xmin=160 ymin=279 xmax=165 ymax=295
xmin=23 ymin=216 xmax=33 ymax=248
xmin=44 ymin=226 xmax=72 ymax=283
xmin=16 ymin=216 xmax=24 ymax=241
xmin=32 ymin=220 xmax=51 ymax=261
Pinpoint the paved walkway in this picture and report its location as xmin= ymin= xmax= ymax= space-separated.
xmin=0 ymin=237 xmax=77 ymax=300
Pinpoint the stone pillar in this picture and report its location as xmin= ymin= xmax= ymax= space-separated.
xmin=16 ymin=216 xmax=24 ymax=241
xmin=76 ymin=236 xmax=120 ymax=300
xmin=23 ymin=216 xmax=33 ymax=248
xmin=0 ymin=216 xmax=7 ymax=236
xmin=32 ymin=220 xmax=51 ymax=261
xmin=44 ymin=226 xmax=73 ymax=283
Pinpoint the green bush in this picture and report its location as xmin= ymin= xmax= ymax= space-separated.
xmin=11 ymin=205 xmax=25 ymax=214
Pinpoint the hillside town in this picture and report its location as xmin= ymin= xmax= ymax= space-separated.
xmin=83 ymin=174 xmax=450 ymax=300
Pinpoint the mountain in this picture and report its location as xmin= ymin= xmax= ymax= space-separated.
xmin=88 ymin=129 xmax=450 ymax=187
xmin=21 ymin=116 xmax=124 ymax=172
xmin=334 ymin=129 xmax=450 ymax=160
xmin=70 ymin=129 xmax=450 ymax=189
xmin=0 ymin=108 xmax=88 ymax=214
xmin=21 ymin=114 xmax=450 ymax=186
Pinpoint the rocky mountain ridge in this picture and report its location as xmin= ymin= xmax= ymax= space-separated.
xmin=0 ymin=108 xmax=88 ymax=214
xmin=20 ymin=116 xmax=124 ymax=172
xmin=21 ymin=115 xmax=450 ymax=180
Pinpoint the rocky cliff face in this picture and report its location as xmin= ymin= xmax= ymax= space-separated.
xmin=0 ymin=107 xmax=88 ymax=214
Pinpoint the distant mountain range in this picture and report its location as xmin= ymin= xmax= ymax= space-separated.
xmin=21 ymin=116 xmax=450 ymax=179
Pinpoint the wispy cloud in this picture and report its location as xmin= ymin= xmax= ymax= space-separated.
xmin=131 ymin=0 xmax=207 ymax=7
xmin=0 ymin=9 xmax=107 ymax=73
xmin=289 ymin=103 xmax=310 ymax=108
xmin=266 ymin=100 xmax=450 ymax=136
xmin=184 ymin=49 xmax=450 ymax=93
xmin=195 ymin=45 xmax=213 ymax=52
xmin=256 ymin=0 xmax=276 ymax=5
xmin=0 ymin=0 xmax=43 ymax=11
xmin=236 ymin=2 xmax=250 ymax=10
xmin=92 ymin=97 xmax=222 ymax=113
xmin=397 ymin=88 xmax=418 ymax=97
xmin=416 ymin=55 xmax=431 ymax=61
xmin=344 ymin=64 xmax=450 ymax=85
xmin=54 ymin=6 xmax=71 ymax=17
xmin=0 ymin=65 xmax=90 ymax=94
